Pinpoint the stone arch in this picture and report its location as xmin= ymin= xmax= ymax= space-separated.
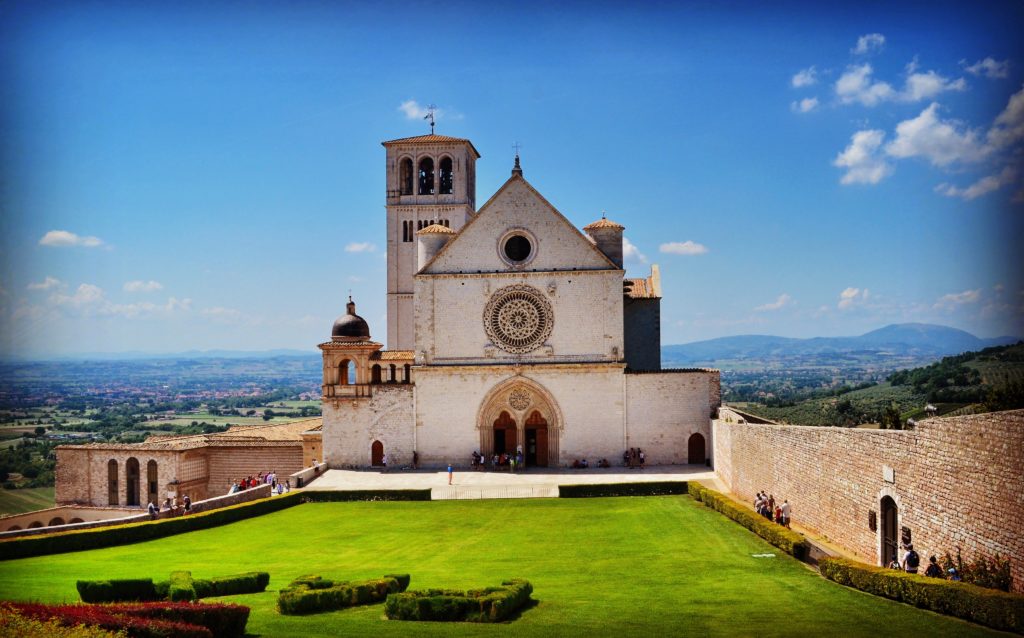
xmin=439 ymin=156 xmax=454 ymax=194
xmin=477 ymin=376 xmax=562 ymax=467
xmin=147 ymin=459 xmax=159 ymax=506
xmin=48 ymin=517 xmax=65 ymax=527
xmin=69 ymin=518 xmax=84 ymax=524
xmin=371 ymin=364 xmax=382 ymax=384
xmin=398 ymin=156 xmax=413 ymax=195
xmin=339 ymin=359 xmax=355 ymax=385
xmin=403 ymin=363 xmax=411 ymax=383
xmin=107 ymin=459 xmax=119 ymax=506
xmin=6 ymin=525 xmax=21 ymax=531
xmin=371 ymin=440 xmax=385 ymax=467
xmin=877 ymin=486 xmax=903 ymax=566
xmin=125 ymin=457 xmax=141 ymax=506
xmin=687 ymin=432 xmax=706 ymax=464
xmin=27 ymin=521 xmax=43 ymax=529
xmin=418 ymin=157 xmax=434 ymax=194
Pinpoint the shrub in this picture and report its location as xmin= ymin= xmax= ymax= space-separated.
xmin=103 ymin=602 xmax=250 ymax=638
xmin=385 ymin=579 xmax=533 ymax=623
xmin=819 ymin=556 xmax=1024 ymax=634
xmin=277 ymin=574 xmax=411 ymax=615
xmin=0 ymin=492 xmax=302 ymax=561
xmin=192 ymin=572 xmax=270 ymax=598
xmin=940 ymin=548 xmax=1014 ymax=592
xmin=76 ymin=579 xmax=160 ymax=604
xmin=7 ymin=601 xmax=215 ymax=638
xmin=167 ymin=571 xmax=196 ymax=602
xmin=687 ymin=483 xmax=808 ymax=560
xmin=0 ymin=605 xmax=125 ymax=638
xmin=559 ymin=482 xmax=687 ymax=498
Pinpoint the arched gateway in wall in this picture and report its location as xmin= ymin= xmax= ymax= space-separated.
xmin=477 ymin=378 xmax=561 ymax=467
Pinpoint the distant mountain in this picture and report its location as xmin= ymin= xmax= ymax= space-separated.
xmin=30 ymin=349 xmax=316 ymax=362
xmin=663 ymin=323 xmax=1020 ymax=365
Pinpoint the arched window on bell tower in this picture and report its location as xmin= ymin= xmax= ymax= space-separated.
xmin=418 ymin=157 xmax=435 ymax=195
xmin=439 ymin=156 xmax=453 ymax=194
xmin=399 ymin=158 xmax=413 ymax=195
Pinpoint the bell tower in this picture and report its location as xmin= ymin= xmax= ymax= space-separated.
xmin=382 ymin=133 xmax=480 ymax=350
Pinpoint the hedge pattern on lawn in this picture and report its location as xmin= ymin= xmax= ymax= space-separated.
xmin=819 ymin=556 xmax=1024 ymax=634
xmin=78 ymin=571 xmax=269 ymax=603
xmin=558 ymin=482 xmax=687 ymax=498
xmin=277 ymin=574 xmax=411 ymax=615
xmin=385 ymin=579 xmax=533 ymax=623
xmin=0 ymin=604 xmax=124 ymax=638
xmin=0 ymin=493 xmax=303 ymax=561
xmin=6 ymin=601 xmax=250 ymax=638
xmin=687 ymin=483 xmax=808 ymax=560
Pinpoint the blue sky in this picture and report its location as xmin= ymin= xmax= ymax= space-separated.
xmin=1 ymin=1 xmax=1022 ymax=358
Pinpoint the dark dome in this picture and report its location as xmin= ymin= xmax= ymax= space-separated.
xmin=332 ymin=298 xmax=370 ymax=339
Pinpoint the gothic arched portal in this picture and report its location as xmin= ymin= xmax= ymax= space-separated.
xmin=477 ymin=378 xmax=561 ymax=467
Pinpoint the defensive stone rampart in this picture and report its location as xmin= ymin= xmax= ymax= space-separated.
xmin=713 ymin=408 xmax=1024 ymax=592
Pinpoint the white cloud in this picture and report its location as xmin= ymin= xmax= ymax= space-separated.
xmin=835 ymin=64 xmax=895 ymax=106
xmin=104 ymin=297 xmax=191 ymax=318
xmin=963 ymin=57 xmax=1010 ymax=79
xmin=986 ymin=85 xmax=1024 ymax=151
xmin=202 ymin=306 xmax=245 ymax=321
xmin=123 ymin=280 xmax=163 ymax=293
xmin=38 ymin=230 xmax=105 ymax=248
xmin=755 ymin=294 xmax=792 ymax=312
xmin=936 ymin=166 xmax=1019 ymax=200
xmin=344 ymin=242 xmax=376 ymax=253
xmin=791 ymin=67 xmax=818 ymax=88
xmin=901 ymin=70 xmax=966 ymax=102
xmin=622 ymin=237 xmax=648 ymax=263
xmin=791 ymin=97 xmax=819 ymax=113
xmin=50 ymin=283 xmax=105 ymax=308
xmin=934 ymin=289 xmax=981 ymax=309
xmin=27 ymin=276 xmax=62 ymax=291
xmin=885 ymin=103 xmax=986 ymax=167
xmin=659 ymin=241 xmax=708 ymax=256
xmin=852 ymin=33 xmax=885 ymax=55
xmin=834 ymin=129 xmax=893 ymax=185
xmin=838 ymin=287 xmax=869 ymax=310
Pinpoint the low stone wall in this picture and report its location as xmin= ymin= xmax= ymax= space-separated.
xmin=712 ymin=409 xmax=1024 ymax=592
xmin=291 ymin=464 xmax=325 ymax=488
xmin=0 ymin=484 xmax=272 ymax=540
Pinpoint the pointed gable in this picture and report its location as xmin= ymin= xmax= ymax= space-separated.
xmin=421 ymin=175 xmax=619 ymax=274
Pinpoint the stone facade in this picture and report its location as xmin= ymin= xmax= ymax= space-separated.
xmin=321 ymin=134 xmax=721 ymax=469
xmin=713 ymin=408 xmax=1024 ymax=592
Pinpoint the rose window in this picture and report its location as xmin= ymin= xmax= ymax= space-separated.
xmin=484 ymin=285 xmax=553 ymax=354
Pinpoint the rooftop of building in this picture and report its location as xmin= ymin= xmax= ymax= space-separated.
xmin=381 ymin=134 xmax=481 ymax=158
xmin=57 ymin=418 xmax=323 ymax=451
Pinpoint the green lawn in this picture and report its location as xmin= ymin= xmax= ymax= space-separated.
xmin=0 ymin=497 xmax=1001 ymax=637
xmin=0 ymin=487 xmax=55 ymax=515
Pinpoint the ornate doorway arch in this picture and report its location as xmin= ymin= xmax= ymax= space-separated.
xmin=477 ymin=377 xmax=561 ymax=467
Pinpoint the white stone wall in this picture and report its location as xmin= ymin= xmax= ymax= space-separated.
xmin=625 ymin=371 xmax=720 ymax=465
xmin=321 ymin=385 xmax=415 ymax=467
xmin=415 ymin=270 xmax=623 ymax=363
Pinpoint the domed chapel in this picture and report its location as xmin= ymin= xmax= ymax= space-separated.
xmin=320 ymin=133 xmax=721 ymax=468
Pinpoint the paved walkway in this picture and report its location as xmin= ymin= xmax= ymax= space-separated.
xmin=305 ymin=465 xmax=718 ymax=500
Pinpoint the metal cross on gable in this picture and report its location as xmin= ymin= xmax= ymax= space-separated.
xmin=512 ymin=141 xmax=522 ymax=156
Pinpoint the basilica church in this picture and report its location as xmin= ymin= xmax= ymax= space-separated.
xmin=320 ymin=133 xmax=720 ymax=468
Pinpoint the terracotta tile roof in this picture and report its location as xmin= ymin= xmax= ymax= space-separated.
xmin=371 ymin=350 xmax=415 ymax=361
xmin=55 ymin=418 xmax=322 ymax=452
xmin=381 ymin=134 xmax=481 ymax=158
xmin=624 ymin=278 xmax=659 ymax=299
xmin=417 ymin=223 xmax=456 ymax=235
xmin=583 ymin=217 xmax=625 ymax=231
xmin=318 ymin=340 xmax=382 ymax=349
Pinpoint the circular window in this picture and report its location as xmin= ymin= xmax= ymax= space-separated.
xmin=483 ymin=285 xmax=554 ymax=354
xmin=503 ymin=235 xmax=532 ymax=263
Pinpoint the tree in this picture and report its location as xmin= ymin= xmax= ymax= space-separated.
xmin=34 ymin=426 xmax=46 ymax=437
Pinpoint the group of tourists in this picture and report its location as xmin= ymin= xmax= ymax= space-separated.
xmin=623 ymin=448 xmax=645 ymax=468
xmin=228 ymin=470 xmax=290 ymax=496
xmin=570 ymin=459 xmax=611 ymax=468
xmin=888 ymin=545 xmax=962 ymax=581
xmin=754 ymin=491 xmax=791 ymax=528
xmin=472 ymin=450 xmax=525 ymax=472
xmin=146 ymin=494 xmax=191 ymax=518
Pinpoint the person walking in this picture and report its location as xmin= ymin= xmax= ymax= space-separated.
xmin=447 ymin=462 xmax=453 ymax=485
xmin=902 ymin=545 xmax=920 ymax=574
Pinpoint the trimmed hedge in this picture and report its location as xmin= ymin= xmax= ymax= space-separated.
xmin=6 ymin=600 xmax=252 ymax=638
xmin=687 ymin=483 xmax=808 ymax=560
xmin=385 ymin=579 xmax=533 ymax=623
xmin=79 ymin=571 xmax=269 ymax=603
xmin=559 ymin=481 xmax=687 ymax=498
xmin=0 ymin=492 xmax=302 ymax=561
xmin=76 ymin=578 xmax=160 ymax=603
xmin=819 ymin=557 xmax=1024 ymax=634
xmin=277 ymin=574 xmax=411 ymax=615
xmin=300 ymin=489 xmax=432 ymax=502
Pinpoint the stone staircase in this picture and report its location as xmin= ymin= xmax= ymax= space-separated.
xmin=430 ymin=484 xmax=559 ymax=500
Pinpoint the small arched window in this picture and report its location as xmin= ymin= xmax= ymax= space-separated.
xmin=418 ymin=158 xmax=434 ymax=195
xmin=389 ymin=364 xmax=397 ymax=383
xmin=403 ymin=363 xmax=412 ymax=383
xmin=399 ymin=158 xmax=413 ymax=195
xmin=371 ymin=364 xmax=382 ymax=384
xmin=439 ymin=156 xmax=453 ymax=194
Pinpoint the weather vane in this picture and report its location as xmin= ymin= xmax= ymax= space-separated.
xmin=424 ymin=104 xmax=437 ymax=134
